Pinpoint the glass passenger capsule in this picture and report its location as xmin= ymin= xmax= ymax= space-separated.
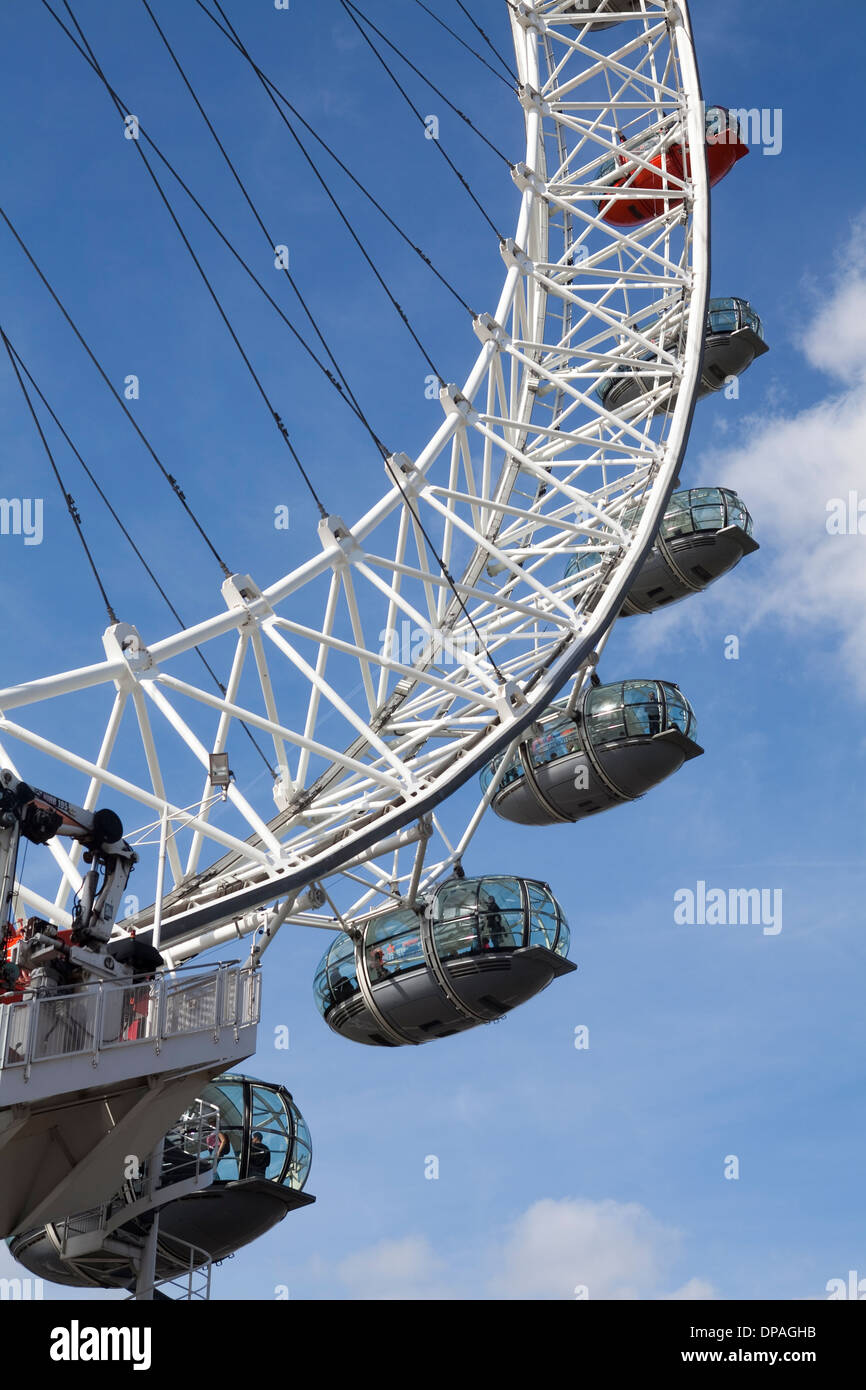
xmin=597 ymin=107 xmax=749 ymax=227
xmin=481 ymin=680 xmax=703 ymax=826
xmin=596 ymin=298 xmax=769 ymax=416
xmin=8 ymin=1074 xmax=314 ymax=1290
xmin=314 ymin=875 xmax=575 ymax=1047
xmin=566 ymin=487 xmax=759 ymax=615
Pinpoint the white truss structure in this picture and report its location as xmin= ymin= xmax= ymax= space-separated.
xmin=0 ymin=0 xmax=709 ymax=961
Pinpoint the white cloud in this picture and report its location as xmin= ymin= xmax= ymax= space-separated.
xmin=489 ymin=1197 xmax=712 ymax=1301
xmin=336 ymin=1234 xmax=452 ymax=1300
xmin=801 ymin=212 xmax=866 ymax=383
xmin=332 ymin=1198 xmax=715 ymax=1301
xmin=622 ymin=213 xmax=866 ymax=695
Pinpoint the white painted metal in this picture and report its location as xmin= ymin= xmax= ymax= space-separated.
xmin=0 ymin=964 xmax=260 ymax=1235
xmin=0 ymin=1 xmax=709 ymax=957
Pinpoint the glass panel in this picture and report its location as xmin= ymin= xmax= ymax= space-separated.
xmin=622 ymin=681 xmax=665 ymax=737
xmin=494 ymin=752 xmax=525 ymax=790
xmin=555 ymin=915 xmax=571 ymax=959
xmin=565 ymin=549 xmax=603 ymax=578
xmin=481 ymin=748 xmax=527 ymax=794
xmin=528 ymin=714 xmax=582 ymax=771
xmin=660 ymin=683 xmax=697 ymax=740
xmin=621 ymin=499 xmax=648 ymax=530
xmin=477 ymin=879 xmax=524 ymax=950
xmin=585 ymin=680 xmax=697 ymax=745
xmin=366 ymin=909 xmax=425 ymax=980
xmin=660 ymin=491 xmax=693 ymax=539
xmin=663 ymin=697 xmax=691 ymax=737
xmin=249 ymin=1084 xmax=290 ymax=1181
xmin=526 ymin=882 xmax=560 ymax=950
xmin=691 ymin=504 xmax=726 ymax=532
xmin=286 ymin=1104 xmax=312 ymax=1190
xmin=200 ymin=1078 xmax=246 ymax=1183
xmin=707 ymin=300 xmax=739 ymax=335
xmin=585 ymin=683 xmax=628 ymax=744
xmin=433 ymin=878 xmax=524 ymax=958
xmin=743 ymin=304 xmax=764 ymax=339
xmin=434 ymin=880 xmax=482 ymax=959
xmin=313 ymin=932 xmax=359 ymax=1015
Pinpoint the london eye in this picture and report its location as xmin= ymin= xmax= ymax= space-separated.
xmin=0 ymin=0 xmax=768 ymax=1300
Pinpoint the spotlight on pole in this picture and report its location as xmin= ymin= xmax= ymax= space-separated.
xmin=208 ymin=752 xmax=233 ymax=798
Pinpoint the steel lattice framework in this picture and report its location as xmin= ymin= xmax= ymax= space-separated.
xmin=0 ymin=0 xmax=709 ymax=961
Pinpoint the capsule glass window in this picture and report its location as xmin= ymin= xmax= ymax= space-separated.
xmin=525 ymin=881 xmax=562 ymax=951
xmin=207 ymin=1078 xmax=245 ymax=1182
xmin=433 ymin=877 xmax=524 ymax=958
xmin=528 ymin=713 xmax=582 ymax=771
xmin=365 ymin=909 xmax=424 ymax=982
xmin=707 ymin=297 xmax=740 ymax=334
xmin=248 ymin=1084 xmax=288 ymax=1182
xmin=314 ymin=932 xmax=359 ymax=1015
xmin=690 ymin=488 xmax=728 ymax=532
xmin=565 ymin=548 xmax=604 ymax=578
xmin=660 ymin=491 xmax=694 ymax=539
xmin=584 ymin=680 xmax=695 ymax=745
xmin=480 ymin=747 xmax=525 ymax=796
xmin=288 ymin=1103 xmax=313 ymax=1190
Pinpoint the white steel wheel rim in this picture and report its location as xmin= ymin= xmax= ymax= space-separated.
xmin=0 ymin=1 xmax=709 ymax=957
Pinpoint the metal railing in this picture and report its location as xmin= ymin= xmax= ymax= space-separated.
xmin=125 ymin=1237 xmax=213 ymax=1302
xmin=0 ymin=962 xmax=260 ymax=1074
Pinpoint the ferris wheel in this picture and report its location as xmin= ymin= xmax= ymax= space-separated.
xmin=0 ymin=0 xmax=772 ymax=1294
xmin=0 ymin=0 xmax=727 ymax=962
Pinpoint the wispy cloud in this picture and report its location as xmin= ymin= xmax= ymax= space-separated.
xmin=328 ymin=1196 xmax=716 ymax=1300
xmin=622 ymin=212 xmax=866 ymax=696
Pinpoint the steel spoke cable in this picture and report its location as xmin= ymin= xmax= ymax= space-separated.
xmin=205 ymin=0 xmax=449 ymax=389
xmin=4 ymin=333 xmax=276 ymax=776
xmin=452 ymin=0 xmax=519 ymax=84
xmin=342 ymin=0 xmax=514 ymax=166
xmin=0 ymin=322 xmax=117 ymax=625
xmin=61 ymin=0 xmax=329 ymax=520
xmin=194 ymin=0 xmax=477 ymax=319
xmin=412 ymin=0 xmax=516 ymax=91
xmin=35 ymin=5 xmax=505 ymax=753
xmin=39 ymin=0 xmax=382 ymax=443
xmin=337 ymin=0 xmax=505 ymax=242
xmin=0 ymin=202 xmax=232 ymax=577
xmin=204 ymin=2 xmax=507 ymax=685
xmin=139 ymin=0 xmax=390 ymax=462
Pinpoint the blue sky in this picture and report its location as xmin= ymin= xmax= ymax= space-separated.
xmin=1 ymin=0 xmax=865 ymax=1300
